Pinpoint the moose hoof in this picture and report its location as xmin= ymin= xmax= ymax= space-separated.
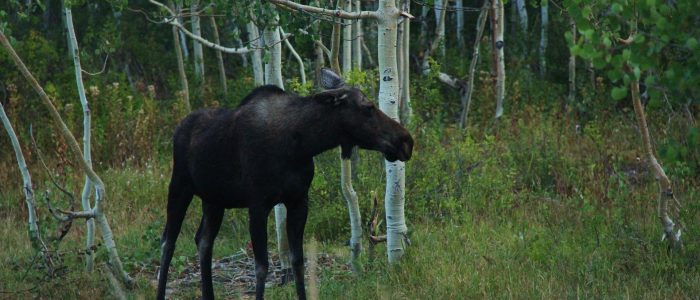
xmin=279 ymin=268 xmax=294 ymax=285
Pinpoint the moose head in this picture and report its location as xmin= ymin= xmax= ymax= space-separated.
xmin=314 ymin=68 xmax=413 ymax=162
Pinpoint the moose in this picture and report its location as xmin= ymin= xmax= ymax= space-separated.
xmin=156 ymin=69 xmax=413 ymax=300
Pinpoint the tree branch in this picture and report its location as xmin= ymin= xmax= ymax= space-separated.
xmin=150 ymin=0 xmax=253 ymax=54
xmin=268 ymin=0 xmax=379 ymax=20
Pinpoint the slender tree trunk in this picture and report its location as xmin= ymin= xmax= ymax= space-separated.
xmin=0 ymin=30 xmax=134 ymax=287
xmin=630 ymin=79 xmax=681 ymax=247
xmin=0 ymin=102 xmax=45 ymax=253
xmin=210 ymin=16 xmax=227 ymax=98
xmin=434 ymin=0 xmax=445 ymax=56
xmin=567 ymin=19 xmax=576 ymax=110
xmin=353 ymin=0 xmax=363 ymax=70
xmin=422 ymin=0 xmax=446 ymax=73
xmin=262 ymin=18 xmax=291 ymax=271
xmin=400 ymin=0 xmax=411 ymax=123
xmin=280 ymin=28 xmax=306 ymax=85
xmin=456 ymin=0 xmax=464 ymax=47
xmin=313 ymin=2 xmax=326 ymax=88
xmin=191 ymin=0 xmax=205 ymax=80
xmin=248 ymin=21 xmax=264 ymax=86
xmin=63 ymin=3 xmax=96 ymax=271
xmin=492 ymin=0 xmax=505 ymax=119
xmin=460 ymin=0 xmax=489 ymax=128
xmin=176 ymin=3 xmax=189 ymax=61
xmin=343 ymin=0 xmax=353 ymax=74
xmin=515 ymin=0 xmax=528 ymax=32
xmin=377 ymin=0 xmax=407 ymax=263
xmin=169 ymin=1 xmax=191 ymax=113
xmin=539 ymin=0 xmax=548 ymax=77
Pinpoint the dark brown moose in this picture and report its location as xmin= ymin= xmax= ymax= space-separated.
xmin=156 ymin=69 xmax=413 ymax=300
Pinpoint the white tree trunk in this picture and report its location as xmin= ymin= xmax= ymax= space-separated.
xmin=377 ymin=0 xmax=407 ymax=263
xmin=263 ymin=20 xmax=291 ymax=270
xmin=173 ymin=20 xmax=191 ymax=112
xmin=176 ymin=3 xmax=189 ymax=60
xmin=515 ymin=0 xmax=528 ymax=33
xmin=0 ymin=102 xmax=44 ymax=253
xmin=63 ymin=4 xmax=96 ymax=271
xmin=280 ymin=28 xmax=306 ymax=85
xmin=568 ymin=19 xmax=576 ymax=107
xmin=456 ymin=0 xmax=464 ymax=46
xmin=191 ymin=0 xmax=205 ymax=80
xmin=539 ymin=0 xmax=548 ymax=77
xmin=248 ymin=21 xmax=264 ymax=86
xmin=399 ymin=0 xmax=411 ymax=123
xmin=434 ymin=0 xmax=445 ymax=56
xmin=0 ymin=30 xmax=134 ymax=287
xmin=210 ymin=16 xmax=227 ymax=98
xmin=492 ymin=0 xmax=505 ymax=119
xmin=353 ymin=0 xmax=363 ymax=69
xmin=343 ymin=0 xmax=353 ymax=74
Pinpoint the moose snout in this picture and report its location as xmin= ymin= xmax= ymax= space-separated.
xmin=396 ymin=134 xmax=414 ymax=162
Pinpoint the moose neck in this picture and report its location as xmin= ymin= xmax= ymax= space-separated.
xmin=287 ymin=96 xmax=348 ymax=160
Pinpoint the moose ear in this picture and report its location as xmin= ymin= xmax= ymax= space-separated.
xmin=320 ymin=68 xmax=345 ymax=90
xmin=313 ymin=90 xmax=348 ymax=106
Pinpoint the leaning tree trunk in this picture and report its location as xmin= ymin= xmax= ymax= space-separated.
xmin=0 ymin=30 xmax=134 ymax=287
xmin=280 ymin=28 xmax=307 ymax=85
xmin=459 ymin=0 xmax=489 ymax=128
xmin=210 ymin=16 xmax=228 ymax=99
xmin=262 ymin=18 xmax=292 ymax=271
xmin=63 ymin=3 xmax=96 ymax=271
xmin=169 ymin=1 xmax=191 ymax=113
xmin=248 ymin=21 xmax=265 ymax=86
xmin=630 ymin=78 xmax=681 ymax=248
xmin=191 ymin=0 xmax=205 ymax=81
xmin=539 ymin=0 xmax=548 ymax=77
xmin=433 ymin=0 xmax=445 ymax=56
xmin=491 ymin=0 xmax=505 ymax=119
xmin=0 ymin=101 xmax=45 ymax=254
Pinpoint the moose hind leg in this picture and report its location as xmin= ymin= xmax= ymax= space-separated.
xmin=287 ymin=198 xmax=309 ymax=300
xmin=196 ymin=202 xmax=225 ymax=300
xmin=156 ymin=177 xmax=194 ymax=300
xmin=249 ymin=207 xmax=271 ymax=300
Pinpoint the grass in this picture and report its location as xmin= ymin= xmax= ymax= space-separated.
xmin=1 ymin=104 xmax=699 ymax=299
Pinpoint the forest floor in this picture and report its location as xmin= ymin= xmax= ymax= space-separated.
xmin=1 ymin=107 xmax=699 ymax=299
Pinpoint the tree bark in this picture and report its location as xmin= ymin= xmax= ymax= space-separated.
xmin=459 ymin=0 xmax=489 ymax=128
xmin=210 ymin=16 xmax=228 ymax=98
xmin=515 ymin=0 xmax=528 ymax=32
xmin=456 ymin=0 xmax=464 ymax=47
xmin=63 ymin=3 xmax=96 ymax=271
xmin=0 ymin=29 xmax=134 ymax=287
xmin=343 ymin=0 xmax=352 ymax=74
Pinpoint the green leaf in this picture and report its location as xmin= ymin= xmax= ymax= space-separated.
xmin=686 ymin=38 xmax=698 ymax=50
xmin=622 ymin=49 xmax=631 ymax=61
xmin=633 ymin=66 xmax=641 ymax=80
xmin=611 ymin=3 xmax=623 ymax=14
xmin=611 ymin=86 xmax=628 ymax=100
